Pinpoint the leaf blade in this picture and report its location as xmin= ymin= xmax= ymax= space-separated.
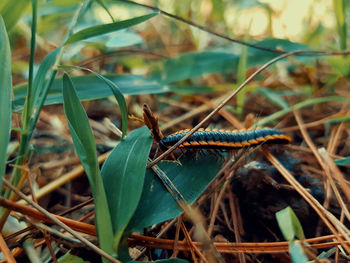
xmin=62 ymin=73 xmax=114 ymax=257
xmin=101 ymin=126 xmax=153 ymax=250
xmin=64 ymin=12 xmax=158 ymax=45
xmin=276 ymin=206 xmax=305 ymax=241
xmin=0 ymin=15 xmax=12 ymax=187
xmin=127 ymin=153 xmax=223 ymax=231
xmin=59 ymin=65 xmax=128 ymax=138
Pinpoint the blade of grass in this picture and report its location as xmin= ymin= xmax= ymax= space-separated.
xmin=28 ymin=48 xmax=61 ymax=134
xmin=22 ymin=0 xmax=37 ymax=128
xmin=0 ymin=15 xmax=12 ymax=188
xmin=0 ymin=0 xmax=29 ymax=31
xmin=255 ymin=96 xmax=347 ymax=127
xmin=62 ymin=73 xmax=114 ymax=259
xmin=64 ymin=12 xmax=158 ymax=45
xmin=236 ymin=27 xmax=249 ymax=118
xmin=96 ymin=0 xmax=115 ymax=22
xmin=334 ymin=156 xmax=350 ymax=166
xmin=59 ymin=65 xmax=128 ymax=138
xmin=333 ymin=0 xmax=347 ymax=50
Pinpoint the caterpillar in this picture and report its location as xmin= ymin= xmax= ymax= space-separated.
xmin=159 ymin=127 xmax=292 ymax=150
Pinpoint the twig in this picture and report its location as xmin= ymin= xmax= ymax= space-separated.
xmin=0 ymin=233 xmax=16 ymax=263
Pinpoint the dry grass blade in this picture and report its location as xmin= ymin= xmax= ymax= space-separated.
xmin=319 ymin=148 xmax=350 ymax=202
xmin=0 ymin=233 xmax=16 ymax=263
xmin=293 ymin=110 xmax=350 ymax=242
xmin=18 ymin=151 xmax=110 ymax=205
xmin=180 ymin=203 xmax=225 ymax=263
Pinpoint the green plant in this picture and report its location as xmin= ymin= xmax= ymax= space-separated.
xmin=276 ymin=206 xmax=308 ymax=263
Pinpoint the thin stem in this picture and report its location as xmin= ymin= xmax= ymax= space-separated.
xmin=24 ymin=0 xmax=38 ymax=128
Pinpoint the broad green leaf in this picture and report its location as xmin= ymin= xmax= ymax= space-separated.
xmin=333 ymin=0 xmax=347 ymax=50
xmin=150 ymin=51 xmax=240 ymax=83
xmin=59 ymin=65 xmax=128 ymax=139
xmin=150 ymin=38 xmax=309 ymax=84
xmin=289 ymin=241 xmax=309 ymax=263
xmin=13 ymin=74 xmax=166 ymax=110
xmin=127 ymin=153 xmax=223 ymax=231
xmin=276 ymin=206 xmax=305 ymax=241
xmin=0 ymin=15 xmax=12 ymax=187
xmin=64 ymin=12 xmax=158 ymax=45
xmin=249 ymin=38 xmax=309 ymax=56
xmin=101 ymin=126 xmax=153 ymax=250
xmin=335 ymin=156 xmax=350 ymax=166
xmin=106 ymin=31 xmax=144 ymax=48
xmin=0 ymin=0 xmax=29 ymax=31
xmin=257 ymin=87 xmax=289 ymax=109
xmin=62 ymin=74 xmax=114 ymax=257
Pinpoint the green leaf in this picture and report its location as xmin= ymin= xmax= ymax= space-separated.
xmin=101 ymin=126 xmax=153 ymax=250
xmin=64 ymin=12 xmax=158 ymax=45
xmin=59 ymin=65 xmax=128 ymax=139
xmin=150 ymin=38 xmax=309 ymax=85
xmin=335 ymin=156 xmax=350 ymax=166
xmin=289 ymin=241 xmax=309 ymax=263
xmin=0 ymin=0 xmax=29 ymax=31
xmin=0 ymin=15 xmax=12 ymax=187
xmin=276 ymin=206 xmax=305 ymax=241
xmin=13 ymin=74 xmax=166 ymax=110
xmin=333 ymin=0 xmax=347 ymax=50
xmin=62 ymin=73 xmax=114 ymax=257
xmin=31 ymin=49 xmax=61 ymax=110
xmin=105 ymin=31 xmax=144 ymax=49
xmin=150 ymin=51 xmax=239 ymax=83
xmin=26 ymin=48 xmax=61 ymax=135
xmin=127 ymin=153 xmax=223 ymax=231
